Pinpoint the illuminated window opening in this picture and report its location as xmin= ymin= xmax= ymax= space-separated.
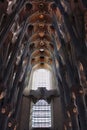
xmin=30 ymin=69 xmax=53 ymax=128
xmin=31 ymin=100 xmax=51 ymax=128
xmin=32 ymin=69 xmax=52 ymax=90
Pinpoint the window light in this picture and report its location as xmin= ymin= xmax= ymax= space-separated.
xmin=31 ymin=100 xmax=51 ymax=128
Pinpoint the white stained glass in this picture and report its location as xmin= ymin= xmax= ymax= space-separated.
xmin=31 ymin=100 xmax=51 ymax=128
xmin=32 ymin=69 xmax=51 ymax=90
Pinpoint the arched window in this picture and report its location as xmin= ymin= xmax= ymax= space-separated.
xmin=32 ymin=69 xmax=52 ymax=90
xmin=30 ymin=99 xmax=51 ymax=128
xmin=29 ymin=68 xmax=54 ymax=129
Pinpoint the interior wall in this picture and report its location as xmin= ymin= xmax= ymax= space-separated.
xmin=18 ymin=96 xmax=31 ymax=130
xmin=53 ymin=97 xmax=64 ymax=130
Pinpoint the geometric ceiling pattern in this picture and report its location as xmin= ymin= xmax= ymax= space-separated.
xmin=0 ymin=0 xmax=87 ymax=130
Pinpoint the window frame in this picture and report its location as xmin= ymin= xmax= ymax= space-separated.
xmin=30 ymin=99 xmax=52 ymax=129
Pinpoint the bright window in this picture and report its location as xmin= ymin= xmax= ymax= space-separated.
xmin=31 ymin=100 xmax=51 ymax=128
xmin=32 ymin=69 xmax=52 ymax=90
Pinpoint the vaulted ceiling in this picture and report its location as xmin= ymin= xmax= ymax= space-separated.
xmin=0 ymin=0 xmax=87 ymax=130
